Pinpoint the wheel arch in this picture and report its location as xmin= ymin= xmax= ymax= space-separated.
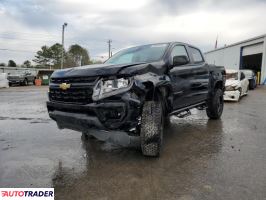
xmin=142 ymin=81 xmax=172 ymax=114
xmin=214 ymin=80 xmax=224 ymax=91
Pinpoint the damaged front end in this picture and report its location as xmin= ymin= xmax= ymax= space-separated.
xmin=47 ymin=75 xmax=151 ymax=135
xmin=224 ymin=81 xmax=241 ymax=101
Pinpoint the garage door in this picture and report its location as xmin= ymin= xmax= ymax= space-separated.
xmin=242 ymin=43 xmax=263 ymax=56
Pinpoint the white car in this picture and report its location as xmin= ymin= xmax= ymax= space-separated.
xmin=224 ymin=69 xmax=249 ymax=101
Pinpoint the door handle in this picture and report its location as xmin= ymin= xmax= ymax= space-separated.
xmin=191 ymin=83 xmax=201 ymax=87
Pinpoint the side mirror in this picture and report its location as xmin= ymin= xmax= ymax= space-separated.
xmin=173 ymin=55 xmax=189 ymax=67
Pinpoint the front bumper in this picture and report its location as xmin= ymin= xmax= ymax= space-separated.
xmin=223 ymin=90 xmax=240 ymax=101
xmin=47 ymin=93 xmax=142 ymax=133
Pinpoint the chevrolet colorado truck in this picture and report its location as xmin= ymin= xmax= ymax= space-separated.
xmin=47 ymin=42 xmax=225 ymax=157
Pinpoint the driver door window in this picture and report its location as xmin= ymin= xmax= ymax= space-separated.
xmin=170 ymin=45 xmax=189 ymax=63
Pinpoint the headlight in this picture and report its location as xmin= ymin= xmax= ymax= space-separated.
xmin=92 ymin=78 xmax=132 ymax=100
xmin=225 ymin=85 xmax=238 ymax=91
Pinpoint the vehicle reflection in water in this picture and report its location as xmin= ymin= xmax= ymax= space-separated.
xmin=52 ymin=109 xmax=224 ymax=199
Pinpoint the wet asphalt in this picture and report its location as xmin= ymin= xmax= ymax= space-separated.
xmin=0 ymin=86 xmax=266 ymax=200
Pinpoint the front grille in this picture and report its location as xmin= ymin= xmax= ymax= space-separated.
xmin=50 ymin=77 xmax=98 ymax=84
xmin=49 ymin=87 xmax=93 ymax=104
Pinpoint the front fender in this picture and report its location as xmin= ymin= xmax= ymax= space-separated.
xmin=134 ymin=73 xmax=172 ymax=112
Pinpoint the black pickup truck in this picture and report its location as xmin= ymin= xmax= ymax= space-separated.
xmin=47 ymin=42 xmax=225 ymax=157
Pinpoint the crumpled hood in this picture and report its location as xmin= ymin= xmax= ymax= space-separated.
xmin=51 ymin=62 xmax=147 ymax=78
xmin=225 ymin=79 xmax=240 ymax=87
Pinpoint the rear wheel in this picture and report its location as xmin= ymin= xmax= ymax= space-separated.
xmin=250 ymin=80 xmax=256 ymax=90
xmin=140 ymin=99 xmax=164 ymax=157
xmin=206 ymin=88 xmax=224 ymax=119
xmin=22 ymin=79 xmax=28 ymax=86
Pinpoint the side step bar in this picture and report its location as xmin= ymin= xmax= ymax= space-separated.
xmin=169 ymin=101 xmax=206 ymax=117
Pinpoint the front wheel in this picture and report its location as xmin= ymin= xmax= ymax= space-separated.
xmin=140 ymin=100 xmax=164 ymax=157
xmin=206 ymin=88 xmax=224 ymax=119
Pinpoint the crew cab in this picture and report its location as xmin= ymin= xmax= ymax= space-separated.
xmin=47 ymin=42 xmax=225 ymax=157
xmin=8 ymin=71 xmax=36 ymax=86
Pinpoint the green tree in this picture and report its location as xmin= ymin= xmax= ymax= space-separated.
xmin=33 ymin=45 xmax=52 ymax=67
xmin=33 ymin=44 xmax=66 ymax=69
xmin=8 ymin=60 xmax=16 ymax=67
xmin=68 ymin=44 xmax=91 ymax=67
xmin=50 ymin=43 xmax=65 ymax=68
xmin=64 ymin=54 xmax=76 ymax=68
xmin=23 ymin=60 xmax=31 ymax=68
xmin=0 ymin=63 xmax=6 ymax=66
xmin=33 ymin=43 xmax=92 ymax=69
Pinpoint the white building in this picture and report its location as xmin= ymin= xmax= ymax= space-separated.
xmin=205 ymin=34 xmax=266 ymax=84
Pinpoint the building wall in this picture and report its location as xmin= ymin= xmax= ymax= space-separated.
xmin=205 ymin=36 xmax=266 ymax=84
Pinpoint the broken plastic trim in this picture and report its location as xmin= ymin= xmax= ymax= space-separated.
xmin=92 ymin=77 xmax=134 ymax=101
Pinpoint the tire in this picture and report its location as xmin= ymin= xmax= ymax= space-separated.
xmin=206 ymin=88 xmax=224 ymax=119
xmin=140 ymin=100 xmax=164 ymax=157
xmin=238 ymin=88 xmax=242 ymax=101
xmin=23 ymin=79 xmax=28 ymax=86
xmin=250 ymin=80 xmax=256 ymax=90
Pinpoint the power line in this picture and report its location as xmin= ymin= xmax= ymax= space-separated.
xmin=0 ymin=48 xmax=35 ymax=53
xmin=0 ymin=36 xmax=59 ymax=42
xmin=0 ymin=31 xmax=59 ymax=38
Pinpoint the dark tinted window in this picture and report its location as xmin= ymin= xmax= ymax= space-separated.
xmin=189 ymin=47 xmax=204 ymax=63
xmin=170 ymin=45 xmax=189 ymax=58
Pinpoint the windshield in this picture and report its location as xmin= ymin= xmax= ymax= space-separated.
xmin=105 ymin=43 xmax=169 ymax=65
xmin=226 ymin=72 xmax=238 ymax=80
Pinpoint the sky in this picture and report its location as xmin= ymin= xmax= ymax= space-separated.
xmin=0 ymin=0 xmax=266 ymax=65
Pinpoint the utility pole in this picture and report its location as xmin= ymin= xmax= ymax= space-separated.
xmin=61 ymin=22 xmax=67 ymax=69
xmin=108 ymin=39 xmax=112 ymax=58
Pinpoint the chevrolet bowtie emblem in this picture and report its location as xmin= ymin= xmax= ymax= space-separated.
xmin=59 ymin=83 xmax=71 ymax=90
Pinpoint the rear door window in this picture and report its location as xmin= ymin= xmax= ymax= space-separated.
xmin=189 ymin=47 xmax=204 ymax=63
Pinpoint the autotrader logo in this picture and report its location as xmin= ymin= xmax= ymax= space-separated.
xmin=0 ymin=188 xmax=54 ymax=200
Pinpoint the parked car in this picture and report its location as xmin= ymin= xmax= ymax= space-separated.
xmin=224 ymin=69 xmax=249 ymax=101
xmin=47 ymin=42 xmax=225 ymax=157
xmin=240 ymin=69 xmax=257 ymax=90
xmin=8 ymin=71 xmax=36 ymax=86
